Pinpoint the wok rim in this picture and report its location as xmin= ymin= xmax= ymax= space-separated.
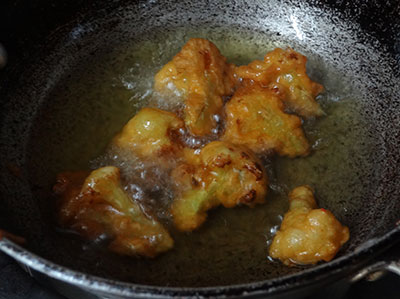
xmin=0 ymin=226 xmax=399 ymax=297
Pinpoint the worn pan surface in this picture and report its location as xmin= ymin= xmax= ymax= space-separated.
xmin=0 ymin=0 xmax=399 ymax=298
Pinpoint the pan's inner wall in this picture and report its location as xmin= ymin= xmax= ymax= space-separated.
xmin=0 ymin=0 xmax=399 ymax=287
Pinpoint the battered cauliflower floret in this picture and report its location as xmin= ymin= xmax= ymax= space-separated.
xmin=171 ymin=141 xmax=267 ymax=231
xmin=112 ymin=107 xmax=185 ymax=162
xmin=222 ymin=84 xmax=310 ymax=157
xmin=235 ymin=48 xmax=324 ymax=118
xmin=269 ymin=185 xmax=349 ymax=266
xmin=154 ymin=38 xmax=236 ymax=136
xmin=54 ymin=166 xmax=174 ymax=257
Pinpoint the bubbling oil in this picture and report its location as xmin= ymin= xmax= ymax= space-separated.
xmin=39 ymin=26 xmax=374 ymax=286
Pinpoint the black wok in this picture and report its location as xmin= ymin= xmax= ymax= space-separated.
xmin=0 ymin=0 xmax=399 ymax=298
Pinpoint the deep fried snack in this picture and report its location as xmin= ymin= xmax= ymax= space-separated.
xmin=269 ymin=185 xmax=349 ymax=266
xmin=54 ymin=166 xmax=173 ymax=257
xmin=0 ymin=229 xmax=25 ymax=245
xmin=171 ymin=141 xmax=267 ymax=231
xmin=154 ymin=38 xmax=236 ymax=135
xmin=235 ymin=48 xmax=324 ymax=118
xmin=223 ymin=84 xmax=310 ymax=157
xmin=112 ymin=107 xmax=185 ymax=161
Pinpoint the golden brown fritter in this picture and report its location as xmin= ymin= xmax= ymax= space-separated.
xmin=222 ymin=84 xmax=310 ymax=157
xmin=269 ymin=185 xmax=349 ymax=266
xmin=54 ymin=166 xmax=173 ymax=257
xmin=171 ymin=141 xmax=267 ymax=231
xmin=154 ymin=38 xmax=236 ymax=135
xmin=235 ymin=48 xmax=324 ymax=118
xmin=112 ymin=107 xmax=185 ymax=162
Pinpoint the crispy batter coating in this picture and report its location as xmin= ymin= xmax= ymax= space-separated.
xmin=235 ymin=48 xmax=324 ymax=118
xmin=112 ymin=107 xmax=185 ymax=161
xmin=171 ymin=141 xmax=267 ymax=231
xmin=269 ymin=185 xmax=349 ymax=266
xmin=223 ymin=84 xmax=310 ymax=157
xmin=154 ymin=38 xmax=236 ymax=135
xmin=54 ymin=166 xmax=173 ymax=257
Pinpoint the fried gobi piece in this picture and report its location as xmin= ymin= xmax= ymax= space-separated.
xmin=235 ymin=48 xmax=324 ymax=118
xmin=269 ymin=185 xmax=349 ymax=266
xmin=171 ymin=141 xmax=267 ymax=231
xmin=154 ymin=38 xmax=236 ymax=136
xmin=222 ymin=84 xmax=310 ymax=157
xmin=112 ymin=107 xmax=184 ymax=161
xmin=54 ymin=166 xmax=173 ymax=257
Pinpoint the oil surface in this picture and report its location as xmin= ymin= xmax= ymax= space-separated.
xmin=29 ymin=26 xmax=374 ymax=286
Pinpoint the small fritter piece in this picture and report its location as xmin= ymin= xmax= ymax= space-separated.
xmin=171 ymin=141 xmax=267 ymax=231
xmin=269 ymin=185 xmax=349 ymax=266
xmin=154 ymin=38 xmax=236 ymax=135
xmin=112 ymin=107 xmax=184 ymax=161
xmin=223 ymin=84 xmax=310 ymax=157
xmin=54 ymin=166 xmax=173 ymax=257
xmin=235 ymin=48 xmax=324 ymax=118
